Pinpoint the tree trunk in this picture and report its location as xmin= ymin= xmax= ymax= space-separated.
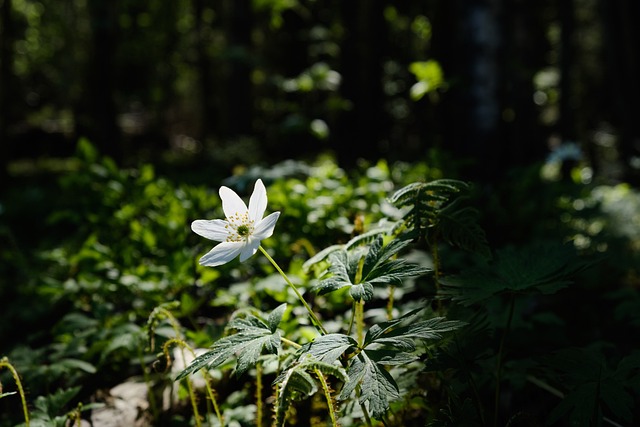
xmin=432 ymin=0 xmax=501 ymax=182
xmin=0 ymin=0 xmax=14 ymax=186
xmin=335 ymin=0 xmax=387 ymax=168
xmin=76 ymin=0 xmax=121 ymax=161
xmin=600 ymin=0 xmax=640 ymax=184
xmin=221 ymin=0 xmax=253 ymax=138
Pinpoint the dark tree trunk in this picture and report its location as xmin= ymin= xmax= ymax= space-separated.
xmin=0 ymin=0 xmax=14 ymax=187
xmin=221 ymin=0 xmax=253 ymax=138
xmin=498 ymin=0 xmax=549 ymax=169
xmin=558 ymin=0 xmax=576 ymax=143
xmin=600 ymin=0 xmax=640 ymax=184
xmin=432 ymin=0 xmax=501 ymax=182
xmin=193 ymin=0 xmax=216 ymax=141
xmin=335 ymin=0 xmax=387 ymax=168
xmin=76 ymin=0 xmax=121 ymax=161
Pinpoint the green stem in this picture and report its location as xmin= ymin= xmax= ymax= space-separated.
xmin=355 ymin=300 xmax=365 ymax=346
xmin=259 ymin=245 xmax=327 ymax=335
xmin=347 ymin=301 xmax=356 ymax=337
xmin=493 ymin=295 xmax=516 ymax=427
xmin=430 ymin=234 xmax=443 ymax=314
xmin=315 ymin=368 xmax=339 ymax=427
xmin=359 ymin=395 xmax=373 ymax=427
xmin=386 ymin=285 xmax=395 ymax=321
xmin=0 ymin=357 xmax=29 ymax=427
xmin=280 ymin=336 xmax=301 ymax=349
xmin=256 ymin=361 xmax=263 ymax=427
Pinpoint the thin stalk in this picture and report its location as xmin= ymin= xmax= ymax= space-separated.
xmin=0 ymin=357 xmax=29 ymax=427
xmin=138 ymin=343 xmax=160 ymax=420
xmin=359 ymin=395 xmax=373 ymax=427
xmin=386 ymin=285 xmax=395 ymax=321
xmin=314 ymin=368 xmax=339 ymax=427
xmin=493 ymin=295 xmax=516 ymax=427
xmin=280 ymin=336 xmax=302 ymax=349
xmin=346 ymin=301 xmax=356 ymax=337
xmin=259 ymin=246 xmax=327 ymax=335
xmin=355 ymin=300 xmax=365 ymax=346
xmin=162 ymin=338 xmax=203 ymax=427
xmin=429 ymin=233 xmax=443 ymax=314
xmin=204 ymin=377 xmax=223 ymax=426
xmin=256 ymin=361 xmax=264 ymax=427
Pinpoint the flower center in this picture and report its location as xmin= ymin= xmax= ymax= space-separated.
xmin=224 ymin=211 xmax=255 ymax=242
xmin=237 ymin=224 xmax=250 ymax=236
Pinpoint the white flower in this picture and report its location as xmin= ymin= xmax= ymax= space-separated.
xmin=191 ymin=179 xmax=280 ymax=266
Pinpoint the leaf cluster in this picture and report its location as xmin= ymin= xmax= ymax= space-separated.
xmin=313 ymin=235 xmax=431 ymax=302
xmin=390 ymin=179 xmax=490 ymax=258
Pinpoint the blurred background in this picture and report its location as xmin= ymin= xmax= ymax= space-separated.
xmin=2 ymin=2 xmax=640 ymax=425
xmin=1 ymin=0 xmax=639 ymax=185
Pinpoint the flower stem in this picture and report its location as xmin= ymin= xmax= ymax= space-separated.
xmin=315 ymin=368 xmax=339 ymax=427
xmin=259 ymin=246 xmax=327 ymax=335
xmin=0 ymin=357 xmax=29 ymax=427
xmin=256 ymin=361 xmax=263 ymax=427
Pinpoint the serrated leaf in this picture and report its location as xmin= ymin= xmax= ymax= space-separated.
xmin=303 ymin=227 xmax=395 ymax=272
xmin=314 ymin=237 xmax=430 ymax=302
xmin=438 ymin=201 xmax=491 ymax=259
xmin=365 ymin=308 xmax=464 ymax=348
xmin=274 ymin=358 xmax=348 ymax=427
xmin=542 ymin=346 xmax=638 ymax=425
xmin=268 ymin=303 xmax=287 ymax=333
xmin=176 ymin=309 xmax=283 ymax=380
xmin=442 ymin=242 xmax=595 ymax=305
xmin=339 ymin=351 xmax=399 ymax=419
xmin=349 ymin=283 xmax=374 ymax=301
xmin=390 ymin=179 xmax=490 ymax=259
xmin=303 ymin=333 xmax=358 ymax=363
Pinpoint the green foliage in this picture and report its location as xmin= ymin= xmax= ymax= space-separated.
xmin=441 ymin=242 xmax=595 ymax=305
xmin=312 ymin=235 xmax=431 ymax=302
xmin=541 ymin=346 xmax=640 ymax=425
xmin=2 ymin=144 xmax=640 ymax=426
xmin=390 ymin=179 xmax=491 ymax=259
xmin=176 ymin=304 xmax=286 ymax=379
xmin=274 ymin=358 xmax=347 ymax=427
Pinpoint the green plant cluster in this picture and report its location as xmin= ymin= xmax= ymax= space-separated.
xmin=1 ymin=142 xmax=639 ymax=426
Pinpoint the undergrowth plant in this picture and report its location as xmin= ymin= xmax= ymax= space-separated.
xmin=3 ymin=144 xmax=639 ymax=425
xmin=164 ymin=178 xmax=469 ymax=427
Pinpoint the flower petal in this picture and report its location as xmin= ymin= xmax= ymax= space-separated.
xmin=191 ymin=219 xmax=230 ymax=242
xmin=199 ymin=241 xmax=244 ymax=266
xmin=239 ymin=238 xmax=260 ymax=262
xmin=219 ymin=186 xmax=248 ymax=219
xmin=252 ymin=211 xmax=280 ymax=240
xmin=248 ymin=179 xmax=268 ymax=222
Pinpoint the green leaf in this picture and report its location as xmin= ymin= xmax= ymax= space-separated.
xmin=176 ymin=308 xmax=283 ymax=380
xmin=441 ymin=242 xmax=595 ymax=305
xmin=390 ymin=179 xmax=490 ymax=258
xmin=274 ymin=358 xmax=348 ymax=427
xmin=364 ymin=308 xmax=464 ymax=347
xmin=339 ymin=351 xmax=399 ymax=419
xmin=542 ymin=346 xmax=639 ymax=425
xmin=268 ymin=303 xmax=287 ymax=333
xmin=303 ymin=333 xmax=358 ymax=363
xmin=438 ymin=200 xmax=491 ymax=259
xmin=314 ymin=236 xmax=430 ymax=302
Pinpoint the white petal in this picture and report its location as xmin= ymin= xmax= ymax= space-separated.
xmin=252 ymin=211 xmax=280 ymax=240
xmin=248 ymin=179 xmax=267 ymax=222
xmin=191 ymin=219 xmax=230 ymax=242
xmin=219 ymin=186 xmax=248 ymax=219
xmin=239 ymin=238 xmax=260 ymax=262
xmin=199 ymin=241 xmax=244 ymax=266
